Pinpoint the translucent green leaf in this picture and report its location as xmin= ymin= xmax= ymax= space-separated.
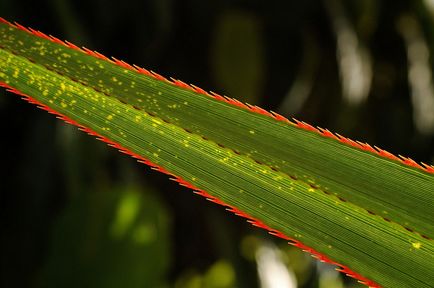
xmin=1 ymin=19 xmax=433 ymax=287
xmin=42 ymin=185 xmax=170 ymax=288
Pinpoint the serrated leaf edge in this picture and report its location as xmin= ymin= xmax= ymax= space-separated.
xmin=0 ymin=80 xmax=381 ymax=288
xmin=1 ymin=17 xmax=432 ymax=176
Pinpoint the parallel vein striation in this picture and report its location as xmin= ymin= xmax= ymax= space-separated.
xmin=1 ymin=19 xmax=433 ymax=287
xmin=0 ymin=21 xmax=432 ymax=240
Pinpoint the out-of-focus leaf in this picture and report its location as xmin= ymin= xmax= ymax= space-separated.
xmin=40 ymin=185 xmax=170 ymax=288
xmin=211 ymin=10 xmax=265 ymax=103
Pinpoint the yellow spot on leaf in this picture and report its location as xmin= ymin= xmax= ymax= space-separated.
xmin=412 ymin=242 xmax=421 ymax=249
xmin=151 ymin=118 xmax=162 ymax=125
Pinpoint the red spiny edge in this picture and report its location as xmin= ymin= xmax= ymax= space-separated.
xmin=2 ymin=17 xmax=433 ymax=239
xmin=0 ymin=17 xmax=432 ymax=175
xmin=0 ymin=80 xmax=380 ymax=287
xmin=3 ymin=16 xmax=433 ymax=239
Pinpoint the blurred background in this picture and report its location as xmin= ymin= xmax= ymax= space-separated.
xmin=1 ymin=0 xmax=433 ymax=287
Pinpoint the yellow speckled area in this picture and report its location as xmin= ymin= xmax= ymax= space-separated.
xmin=1 ymin=21 xmax=434 ymax=287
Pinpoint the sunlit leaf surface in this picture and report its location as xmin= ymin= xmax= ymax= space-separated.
xmin=1 ymin=19 xmax=433 ymax=287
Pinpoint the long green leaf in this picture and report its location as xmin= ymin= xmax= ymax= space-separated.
xmin=0 ymin=18 xmax=433 ymax=287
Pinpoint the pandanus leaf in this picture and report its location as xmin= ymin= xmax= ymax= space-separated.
xmin=0 ymin=18 xmax=433 ymax=287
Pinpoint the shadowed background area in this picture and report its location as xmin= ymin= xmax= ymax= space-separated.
xmin=0 ymin=0 xmax=433 ymax=287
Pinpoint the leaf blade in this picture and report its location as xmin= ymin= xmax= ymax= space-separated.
xmin=1 ymin=19 xmax=433 ymax=287
xmin=1 ymin=20 xmax=432 ymax=239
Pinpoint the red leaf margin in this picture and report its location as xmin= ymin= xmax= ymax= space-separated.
xmin=0 ymin=81 xmax=380 ymax=287
xmin=3 ymin=16 xmax=434 ymax=287
xmin=0 ymin=17 xmax=432 ymax=175
xmin=0 ymin=20 xmax=385 ymax=286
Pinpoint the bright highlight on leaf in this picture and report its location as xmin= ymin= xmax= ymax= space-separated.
xmin=0 ymin=18 xmax=433 ymax=288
